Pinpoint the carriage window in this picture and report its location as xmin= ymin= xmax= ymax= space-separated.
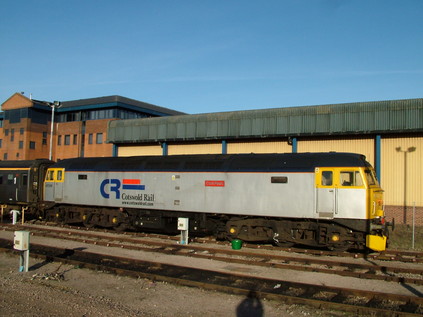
xmin=0 ymin=175 xmax=2 ymax=184
xmin=321 ymin=171 xmax=332 ymax=186
xmin=7 ymin=174 xmax=14 ymax=185
xmin=78 ymin=174 xmax=87 ymax=180
xmin=22 ymin=174 xmax=28 ymax=186
xmin=57 ymin=170 xmax=63 ymax=181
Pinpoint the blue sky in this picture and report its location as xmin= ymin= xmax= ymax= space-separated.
xmin=1 ymin=0 xmax=422 ymax=114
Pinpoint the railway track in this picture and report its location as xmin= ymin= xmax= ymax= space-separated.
xmin=2 ymin=223 xmax=423 ymax=286
xmin=0 ymin=239 xmax=422 ymax=316
xmin=4 ymin=221 xmax=423 ymax=263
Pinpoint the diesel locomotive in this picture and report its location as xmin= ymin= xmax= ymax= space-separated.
xmin=0 ymin=153 xmax=389 ymax=251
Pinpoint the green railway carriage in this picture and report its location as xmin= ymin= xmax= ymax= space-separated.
xmin=0 ymin=159 xmax=53 ymax=217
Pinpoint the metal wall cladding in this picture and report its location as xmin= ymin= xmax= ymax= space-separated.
xmin=227 ymin=140 xmax=291 ymax=154
xmin=107 ymin=98 xmax=423 ymax=143
xmin=298 ymin=138 xmax=375 ymax=166
xmin=168 ymin=143 xmax=221 ymax=155
xmin=381 ymin=136 xmax=423 ymax=206
xmin=118 ymin=145 xmax=162 ymax=157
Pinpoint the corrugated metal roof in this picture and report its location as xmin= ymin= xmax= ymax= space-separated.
xmin=107 ymin=98 xmax=423 ymax=143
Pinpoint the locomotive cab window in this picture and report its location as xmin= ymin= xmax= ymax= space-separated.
xmin=365 ymin=169 xmax=378 ymax=186
xmin=340 ymin=171 xmax=363 ymax=187
xmin=321 ymin=171 xmax=333 ymax=186
xmin=45 ymin=168 xmax=65 ymax=182
xmin=46 ymin=170 xmax=55 ymax=182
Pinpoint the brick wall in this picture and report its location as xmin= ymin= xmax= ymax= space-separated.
xmin=385 ymin=205 xmax=423 ymax=226
xmin=55 ymin=121 xmax=82 ymax=160
xmin=0 ymin=118 xmax=50 ymax=160
xmin=83 ymin=119 xmax=113 ymax=157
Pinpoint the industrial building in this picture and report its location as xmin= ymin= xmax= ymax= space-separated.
xmin=1 ymin=92 xmax=421 ymax=225
xmin=108 ymin=98 xmax=423 ymax=225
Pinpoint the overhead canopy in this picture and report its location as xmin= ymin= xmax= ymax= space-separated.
xmin=107 ymin=98 xmax=423 ymax=143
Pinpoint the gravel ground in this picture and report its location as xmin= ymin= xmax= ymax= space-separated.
xmin=0 ymin=251 xmax=354 ymax=317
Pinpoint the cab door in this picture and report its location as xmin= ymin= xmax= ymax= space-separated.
xmin=5 ymin=173 xmax=18 ymax=202
xmin=53 ymin=169 xmax=64 ymax=201
xmin=45 ymin=168 xmax=64 ymax=202
xmin=315 ymin=168 xmax=336 ymax=218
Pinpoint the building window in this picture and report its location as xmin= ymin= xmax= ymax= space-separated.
xmin=3 ymin=153 xmax=7 ymax=160
xmin=19 ymin=141 xmax=23 ymax=149
xmin=16 ymin=152 xmax=19 ymax=158
xmin=64 ymin=134 xmax=70 ymax=145
xmin=20 ymin=128 xmax=24 ymax=135
xmin=29 ymin=141 xmax=36 ymax=149
xmin=42 ymin=132 xmax=47 ymax=145
xmin=96 ymin=133 xmax=103 ymax=144
xmin=10 ymin=135 xmax=14 ymax=142
xmin=73 ymin=134 xmax=78 ymax=145
xmin=4 ymin=129 xmax=8 ymax=136
xmin=58 ymin=135 xmax=62 ymax=146
xmin=0 ymin=139 xmax=2 ymax=148
xmin=88 ymin=133 xmax=93 ymax=144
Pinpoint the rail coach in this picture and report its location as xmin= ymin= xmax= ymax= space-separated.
xmin=0 ymin=153 xmax=389 ymax=251
xmin=0 ymin=159 xmax=53 ymax=214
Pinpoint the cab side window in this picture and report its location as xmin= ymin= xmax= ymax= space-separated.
xmin=340 ymin=171 xmax=364 ymax=187
xmin=321 ymin=171 xmax=333 ymax=186
xmin=340 ymin=171 xmax=353 ymax=186
xmin=46 ymin=170 xmax=55 ymax=181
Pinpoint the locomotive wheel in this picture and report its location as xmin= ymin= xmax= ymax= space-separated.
xmin=328 ymin=243 xmax=350 ymax=252
xmin=273 ymin=241 xmax=295 ymax=248
xmin=83 ymin=213 xmax=97 ymax=228
xmin=113 ymin=222 xmax=128 ymax=232
xmin=83 ymin=221 xmax=95 ymax=228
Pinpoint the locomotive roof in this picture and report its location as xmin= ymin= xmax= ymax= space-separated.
xmin=52 ymin=153 xmax=371 ymax=172
xmin=0 ymin=159 xmax=53 ymax=169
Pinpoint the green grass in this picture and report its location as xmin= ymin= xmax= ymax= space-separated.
xmin=388 ymin=224 xmax=423 ymax=251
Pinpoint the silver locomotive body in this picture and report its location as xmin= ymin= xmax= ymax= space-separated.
xmin=43 ymin=153 xmax=388 ymax=251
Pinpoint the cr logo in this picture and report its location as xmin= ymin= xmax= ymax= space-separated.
xmin=100 ymin=179 xmax=121 ymax=199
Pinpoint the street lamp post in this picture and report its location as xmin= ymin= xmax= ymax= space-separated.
xmin=395 ymin=146 xmax=416 ymax=224
xmin=49 ymin=101 xmax=61 ymax=161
